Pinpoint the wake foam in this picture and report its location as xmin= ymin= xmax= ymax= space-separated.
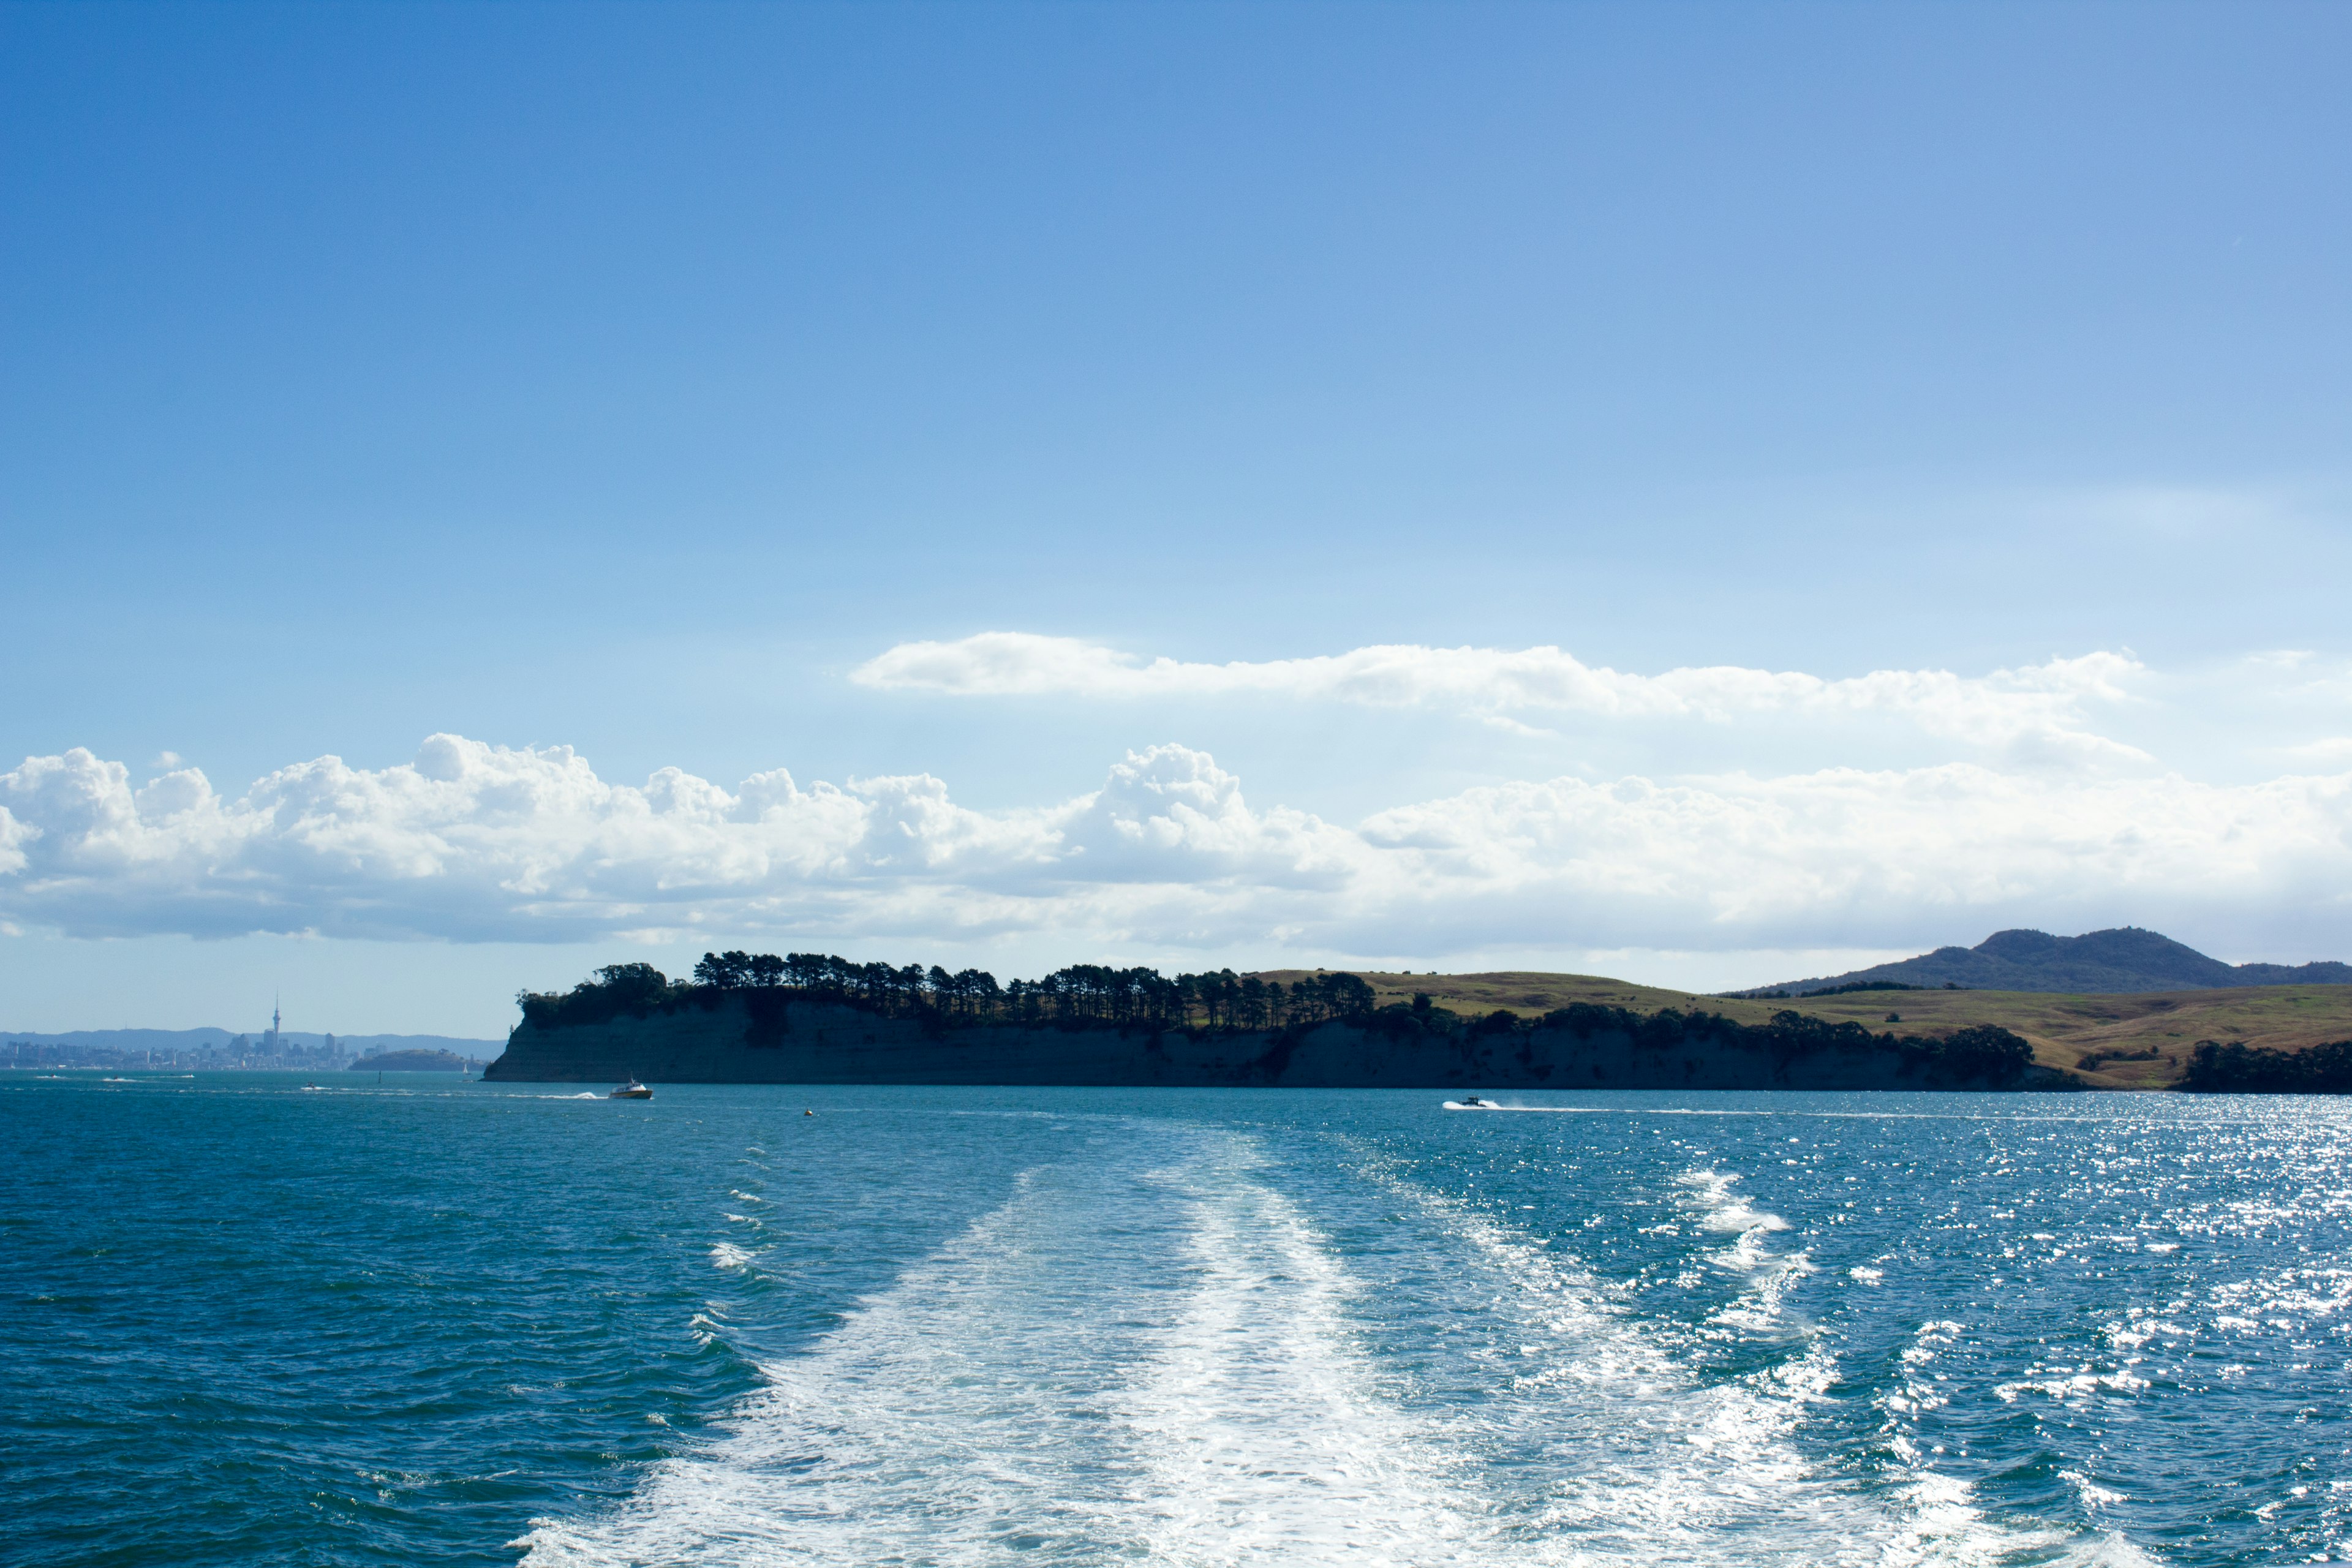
xmin=520 ymin=1126 xmax=2122 ymax=1567
xmin=1354 ymin=1155 xmax=2089 ymax=1566
xmin=518 ymin=1162 xmax=1161 ymax=1564
xmin=1116 ymin=1139 xmax=1472 ymax=1564
xmin=520 ymin=1132 xmax=1479 ymax=1565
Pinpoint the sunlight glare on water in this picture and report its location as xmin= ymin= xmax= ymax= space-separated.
xmin=5 ymin=1077 xmax=2348 ymax=1566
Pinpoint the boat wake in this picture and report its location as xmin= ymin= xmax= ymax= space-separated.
xmin=518 ymin=1123 xmax=2124 ymax=1567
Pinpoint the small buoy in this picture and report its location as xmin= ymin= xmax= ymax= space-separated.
xmin=804 ymin=1109 xmax=815 ymax=1116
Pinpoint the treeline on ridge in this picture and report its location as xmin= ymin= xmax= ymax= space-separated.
xmin=518 ymin=954 xmax=1378 ymax=1033
xmin=1739 ymin=979 xmax=1961 ymax=1000
xmin=516 ymin=954 xmax=2038 ymax=1084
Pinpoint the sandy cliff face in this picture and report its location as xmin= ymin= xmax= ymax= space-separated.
xmin=484 ymin=997 xmax=2035 ymax=1090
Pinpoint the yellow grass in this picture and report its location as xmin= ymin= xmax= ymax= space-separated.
xmin=1253 ymin=968 xmax=2352 ymax=1088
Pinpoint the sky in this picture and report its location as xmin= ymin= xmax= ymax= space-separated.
xmin=4 ymin=1 xmax=2351 ymax=1038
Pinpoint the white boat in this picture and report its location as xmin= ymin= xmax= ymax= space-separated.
xmin=610 ymin=1079 xmax=652 ymax=1099
xmin=1443 ymin=1095 xmax=1501 ymax=1110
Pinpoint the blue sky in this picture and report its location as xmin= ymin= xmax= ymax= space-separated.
xmin=6 ymin=2 xmax=2351 ymax=1036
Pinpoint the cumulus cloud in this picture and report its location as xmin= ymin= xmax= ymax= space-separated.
xmin=3 ymin=734 xmax=2348 ymax=957
xmin=851 ymin=633 xmax=2148 ymax=763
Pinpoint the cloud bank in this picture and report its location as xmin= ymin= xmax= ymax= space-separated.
xmin=851 ymin=634 xmax=2149 ymax=761
xmin=4 ymin=734 xmax=2346 ymax=959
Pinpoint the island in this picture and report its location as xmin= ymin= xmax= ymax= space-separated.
xmin=482 ymin=954 xmax=2059 ymax=1091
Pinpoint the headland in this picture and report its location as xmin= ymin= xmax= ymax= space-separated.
xmin=483 ymin=955 xmax=2052 ymax=1091
xmin=481 ymin=946 xmax=2352 ymax=1092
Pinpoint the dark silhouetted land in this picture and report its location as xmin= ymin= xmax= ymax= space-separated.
xmin=1742 ymin=927 xmax=2352 ymax=997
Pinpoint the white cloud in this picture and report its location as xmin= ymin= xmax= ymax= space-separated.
xmin=4 ymin=734 xmax=2348 ymax=960
xmin=851 ymin=633 xmax=2149 ymax=763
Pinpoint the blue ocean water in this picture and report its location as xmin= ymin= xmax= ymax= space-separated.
xmin=4 ymin=1074 xmax=2348 ymax=1566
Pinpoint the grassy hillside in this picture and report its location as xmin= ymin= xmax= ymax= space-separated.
xmin=1776 ymin=984 xmax=2352 ymax=1088
xmin=1253 ymin=968 xmax=2352 ymax=1088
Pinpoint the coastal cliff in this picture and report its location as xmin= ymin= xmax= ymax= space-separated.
xmin=484 ymin=990 xmax=2052 ymax=1091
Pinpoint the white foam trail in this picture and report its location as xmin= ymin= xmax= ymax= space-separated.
xmin=522 ymin=1130 xmax=1496 ymax=1565
xmin=1118 ymin=1139 xmax=1473 ymax=1564
xmin=518 ymin=1161 xmax=1157 ymax=1564
xmin=524 ymin=1126 xmax=2127 ymax=1568
xmin=2051 ymin=1534 xmax=2163 ymax=1567
xmin=1668 ymin=1167 xmax=1814 ymax=1329
xmin=1676 ymin=1167 xmax=1792 ymax=1238
xmin=1354 ymin=1156 xmax=2090 ymax=1567
xmin=1368 ymin=1171 xmax=1850 ymax=1559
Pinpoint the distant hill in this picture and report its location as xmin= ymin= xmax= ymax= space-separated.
xmin=0 ymin=1028 xmax=503 ymax=1054
xmin=348 ymin=1049 xmax=475 ymax=1072
xmin=325 ymin=1035 xmax=503 ymax=1056
xmin=1743 ymin=927 xmax=2352 ymax=997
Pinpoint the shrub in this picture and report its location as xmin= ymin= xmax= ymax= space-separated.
xmin=2180 ymin=1039 xmax=2352 ymax=1093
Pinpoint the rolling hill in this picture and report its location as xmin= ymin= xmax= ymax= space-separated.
xmin=1255 ymin=966 xmax=2352 ymax=1088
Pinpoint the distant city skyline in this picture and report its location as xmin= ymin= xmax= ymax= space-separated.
xmin=5 ymin=3 xmax=2350 ymax=1033
xmin=0 ymin=1016 xmax=500 ymax=1072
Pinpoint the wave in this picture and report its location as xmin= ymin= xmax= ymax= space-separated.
xmin=518 ymin=1159 xmax=1149 ymax=1564
xmin=520 ymin=1124 xmax=2120 ymax=1567
xmin=1349 ymin=1150 xmax=2092 ymax=1565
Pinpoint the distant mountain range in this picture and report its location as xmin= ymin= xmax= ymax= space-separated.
xmin=1743 ymin=927 xmax=2352 ymax=997
xmin=349 ymin=1048 xmax=477 ymax=1071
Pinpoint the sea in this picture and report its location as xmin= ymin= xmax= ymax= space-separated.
xmin=5 ymin=1074 xmax=2348 ymax=1566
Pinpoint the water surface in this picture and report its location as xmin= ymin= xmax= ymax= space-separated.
xmin=5 ymin=1074 xmax=2346 ymax=1564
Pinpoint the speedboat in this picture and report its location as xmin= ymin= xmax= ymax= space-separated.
xmin=1444 ymin=1095 xmax=1499 ymax=1110
xmin=610 ymin=1079 xmax=652 ymax=1099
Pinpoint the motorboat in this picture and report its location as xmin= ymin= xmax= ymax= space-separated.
xmin=1444 ymin=1095 xmax=1500 ymax=1110
xmin=610 ymin=1079 xmax=652 ymax=1099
